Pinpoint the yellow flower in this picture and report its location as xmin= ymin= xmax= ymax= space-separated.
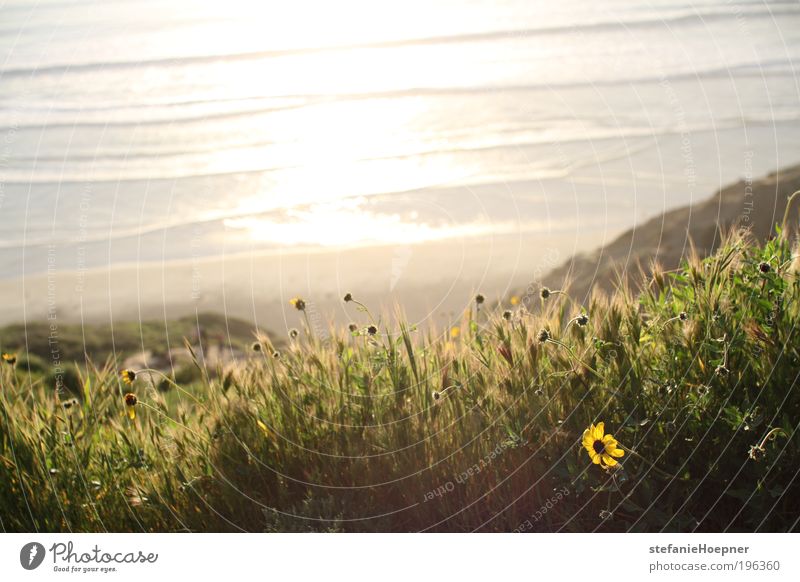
xmin=124 ymin=392 xmax=138 ymax=420
xmin=450 ymin=326 xmax=460 ymax=339
xmin=289 ymin=297 xmax=306 ymax=311
xmin=510 ymin=295 xmax=520 ymax=306
xmin=582 ymin=422 xmax=625 ymax=467
xmin=2 ymin=352 xmax=16 ymax=366
xmin=120 ymin=369 xmax=136 ymax=385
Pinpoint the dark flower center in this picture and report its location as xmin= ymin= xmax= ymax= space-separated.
xmin=592 ymin=440 xmax=605 ymax=454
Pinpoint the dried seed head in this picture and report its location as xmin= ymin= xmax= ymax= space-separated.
xmin=540 ymin=287 xmax=551 ymax=300
xmin=348 ymin=323 xmax=358 ymax=333
xmin=289 ymin=328 xmax=299 ymax=339
xmin=537 ymin=328 xmax=550 ymax=343
xmin=343 ymin=293 xmax=353 ymax=302
xmin=502 ymin=310 xmax=513 ymax=321
xmin=679 ymin=311 xmax=688 ymax=321
xmin=251 ymin=341 xmax=262 ymax=352
xmin=475 ymin=293 xmax=485 ymax=305
xmin=576 ymin=313 xmax=589 ymax=327
xmin=367 ymin=324 xmax=378 ymax=336
xmin=748 ymin=444 xmax=766 ymax=462
xmin=290 ymin=297 xmax=306 ymax=311
xmin=758 ymin=261 xmax=771 ymax=274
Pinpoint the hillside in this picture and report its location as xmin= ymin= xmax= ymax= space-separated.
xmin=545 ymin=165 xmax=800 ymax=303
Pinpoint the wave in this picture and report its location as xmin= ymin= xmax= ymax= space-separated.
xmin=1 ymin=57 xmax=797 ymax=132
xmin=4 ymin=111 xmax=800 ymax=186
xmin=2 ymin=2 xmax=798 ymax=79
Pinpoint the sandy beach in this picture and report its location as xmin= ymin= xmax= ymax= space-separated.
xmin=2 ymin=163 xmax=799 ymax=336
xmin=0 ymin=226 xmax=579 ymax=333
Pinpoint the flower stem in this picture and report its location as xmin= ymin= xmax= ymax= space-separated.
xmin=621 ymin=445 xmax=675 ymax=479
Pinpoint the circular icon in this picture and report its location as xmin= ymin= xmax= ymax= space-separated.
xmin=20 ymin=542 xmax=46 ymax=570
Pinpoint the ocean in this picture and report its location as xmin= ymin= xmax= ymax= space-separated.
xmin=2 ymin=0 xmax=800 ymax=280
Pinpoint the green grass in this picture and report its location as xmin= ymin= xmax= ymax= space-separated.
xmin=1 ymin=230 xmax=799 ymax=532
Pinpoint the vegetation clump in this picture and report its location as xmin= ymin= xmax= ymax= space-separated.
xmin=0 ymin=231 xmax=798 ymax=532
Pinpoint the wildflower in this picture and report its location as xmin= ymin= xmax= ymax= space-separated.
xmin=510 ymin=295 xmax=520 ymax=306
xmin=348 ymin=323 xmax=358 ymax=333
xmin=582 ymin=422 xmax=625 ymax=467
xmin=748 ymin=444 xmax=765 ymax=462
xmin=432 ymin=390 xmax=442 ymax=403
xmin=120 ymin=369 xmax=136 ymax=385
xmin=540 ymin=287 xmax=551 ymax=300
xmin=290 ymin=297 xmax=306 ymax=311
xmin=367 ymin=324 xmax=378 ymax=336
xmin=124 ymin=393 xmax=138 ymax=420
xmin=2 ymin=352 xmax=16 ymax=366
xmin=289 ymin=328 xmax=299 ymax=339
xmin=343 ymin=293 xmax=353 ymax=302
xmin=537 ymin=328 xmax=550 ymax=343
xmin=758 ymin=261 xmax=771 ymax=274
xmin=679 ymin=311 xmax=688 ymax=321
xmin=576 ymin=313 xmax=589 ymax=327
xmin=450 ymin=326 xmax=460 ymax=339
xmin=502 ymin=310 xmax=512 ymax=321
xmin=251 ymin=341 xmax=262 ymax=352
xmin=475 ymin=293 xmax=485 ymax=305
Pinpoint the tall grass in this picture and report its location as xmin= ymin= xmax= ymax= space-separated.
xmin=1 ymin=230 xmax=799 ymax=532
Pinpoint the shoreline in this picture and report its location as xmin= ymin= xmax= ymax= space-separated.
xmin=2 ymin=163 xmax=799 ymax=332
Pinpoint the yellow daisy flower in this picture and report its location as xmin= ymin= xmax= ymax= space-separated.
xmin=582 ymin=422 xmax=625 ymax=467
xmin=2 ymin=352 xmax=16 ymax=366
xmin=289 ymin=297 xmax=306 ymax=311
xmin=450 ymin=326 xmax=460 ymax=339
xmin=510 ymin=295 xmax=520 ymax=306
xmin=120 ymin=369 xmax=136 ymax=385
xmin=124 ymin=392 xmax=138 ymax=420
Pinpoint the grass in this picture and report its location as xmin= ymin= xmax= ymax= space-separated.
xmin=1 ymin=229 xmax=799 ymax=532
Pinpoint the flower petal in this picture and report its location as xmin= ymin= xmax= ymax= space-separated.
xmin=610 ymin=447 xmax=625 ymax=458
xmin=602 ymin=434 xmax=617 ymax=445
xmin=602 ymin=454 xmax=617 ymax=467
xmin=594 ymin=422 xmax=605 ymax=439
xmin=590 ymin=452 xmax=602 ymax=464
